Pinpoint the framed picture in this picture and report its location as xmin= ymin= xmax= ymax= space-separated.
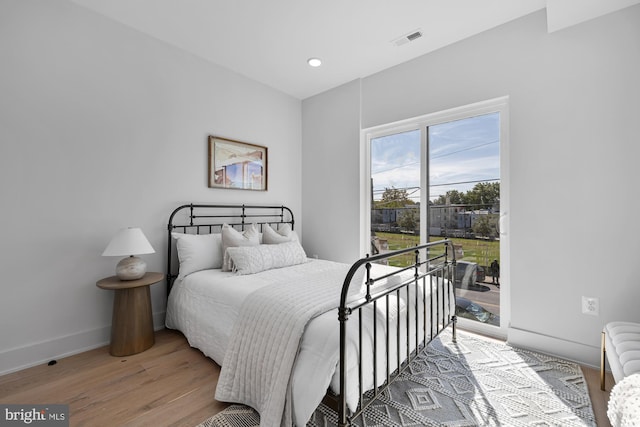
xmin=208 ymin=136 xmax=268 ymax=191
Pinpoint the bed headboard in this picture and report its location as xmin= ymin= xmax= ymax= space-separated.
xmin=166 ymin=204 xmax=295 ymax=294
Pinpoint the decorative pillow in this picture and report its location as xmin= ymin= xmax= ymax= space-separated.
xmin=262 ymin=223 xmax=297 ymax=244
xmin=225 ymin=241 xmax=308 ymax=275
xmin=221 ymin=224 xmax=260 ymax=271
xmin=171 ymin=232 xmax=223 ymax=278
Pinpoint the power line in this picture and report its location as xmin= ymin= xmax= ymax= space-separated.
xmin=430 ymin=178 xmax=499 ymax=188
xmin=430 ymin=139 xmax=499 ymax=160
xmin=372 ymin=186 xmax=420 ymax=194
xmin=372 ymin=178 xmax=499 ymax=194
xmin=371 ymin=139 xmax=499 ymax=176
xmin=372 ymin=161 xmax=419 ymax=176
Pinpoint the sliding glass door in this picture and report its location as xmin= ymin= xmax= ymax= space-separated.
xmin=366 ymin=98 xmax=508 ymax=337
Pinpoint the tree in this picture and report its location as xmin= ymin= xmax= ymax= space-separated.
xmin=472 ymin=214 xmax=499 ymax=239
xmin=398 ymin=207 xmax=419 ymax=232
xmin=465 ymin=182 xmax=500 ymax=209
xmin=432 ymin=183 xmax=500 ymax=209
xmin=375 ymin=187 xmax=415 ymax=208
xmin=432 ymin=190 xmax=465 ymax=205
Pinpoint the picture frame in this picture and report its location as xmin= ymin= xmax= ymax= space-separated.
xmin=208 ymin=136 xmax=268 ymax=191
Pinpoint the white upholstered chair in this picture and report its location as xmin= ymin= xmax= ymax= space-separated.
xmin=601 ymin=321 xmax=640 ymax=390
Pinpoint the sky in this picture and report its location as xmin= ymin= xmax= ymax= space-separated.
xmin=371 ymin=112 xmax=500 ymax=203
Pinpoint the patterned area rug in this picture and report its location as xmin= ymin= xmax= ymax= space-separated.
xmin=197 ymin=330 xmax=596 ymax=426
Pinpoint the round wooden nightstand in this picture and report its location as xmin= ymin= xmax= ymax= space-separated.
xmin=97 ymin=272 xmax=164 ymax=357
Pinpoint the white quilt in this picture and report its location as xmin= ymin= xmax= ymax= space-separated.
xmin=215 ymin=260 xmax=351 ymax=427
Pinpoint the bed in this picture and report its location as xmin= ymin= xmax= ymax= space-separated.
xmin=164 ymin=204 xmax=457 ymax=426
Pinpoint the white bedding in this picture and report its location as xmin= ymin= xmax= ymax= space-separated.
xmin=215 ymin=260 xmax=352 ymax=427
xmin=165 ymin=258 xmax=455 ymax=426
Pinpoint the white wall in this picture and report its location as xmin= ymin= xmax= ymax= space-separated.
xmin=301 ymin=80 xmax=362 ymax=262
xmin=0 ymin=0 xmax=301 ymax=374
xmin=302 ymin=6 xmax=640 ymax=366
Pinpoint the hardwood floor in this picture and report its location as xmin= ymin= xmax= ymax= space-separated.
xmin=0 ymin=329 xmax=227 ymax=426
xmin=584 ymin=364 xmax=613 ymax=427
xmin=0 ymin=328 xmax=614 ymax=426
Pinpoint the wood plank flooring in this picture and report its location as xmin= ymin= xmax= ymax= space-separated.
xmin=0 ymin=328 xmax=614 ymax=426
xmin=0 ymin=329 xmax=227 ymax=426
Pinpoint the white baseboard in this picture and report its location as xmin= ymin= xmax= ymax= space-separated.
xmin=0 ymin=311 xmax=166 ymax=376
xmin=508 ymin=326 xmax=601 ymax=369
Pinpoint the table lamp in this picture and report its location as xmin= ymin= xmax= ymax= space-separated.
xmin=102 ymin=227 xmax=155 ymax=280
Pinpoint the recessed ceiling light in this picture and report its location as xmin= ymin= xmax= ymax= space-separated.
xmin=307 ymin=58 xmax=322 ymax=67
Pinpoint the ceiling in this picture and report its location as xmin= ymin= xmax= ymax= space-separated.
xmin=68 ymin=0 xmax=638 ymax=100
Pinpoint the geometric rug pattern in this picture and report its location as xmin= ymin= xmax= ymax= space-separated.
xmin=197 ymin=330 xmax=596 ymax=426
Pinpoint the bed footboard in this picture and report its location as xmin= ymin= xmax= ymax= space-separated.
xmin=337 ymin=240 xmax=457 ymax=426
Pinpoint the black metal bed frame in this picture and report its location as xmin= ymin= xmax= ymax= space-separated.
xmin=166 ymin=204 xmax=457 ymax=427
xmin=337 ymin=242 xmax=457 ymax=426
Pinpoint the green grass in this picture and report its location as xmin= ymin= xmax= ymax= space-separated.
xmin=374 ymin=232 xmax=500 ymax=268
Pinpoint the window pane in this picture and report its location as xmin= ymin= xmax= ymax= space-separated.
xmin=428 ymin=112 xmax=501 ymax=327
xmin=370 ymin=130 xmax=420 ymax=266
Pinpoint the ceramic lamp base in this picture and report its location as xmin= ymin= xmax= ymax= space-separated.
xmin=116 ymin=256 xmax=147 ymax=281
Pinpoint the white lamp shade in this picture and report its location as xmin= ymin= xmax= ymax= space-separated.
xmin=102 ymin=227 xmax=155 ymax=257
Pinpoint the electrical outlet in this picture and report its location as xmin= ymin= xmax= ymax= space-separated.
xmin=582 ymin=296 xmax=599 ymax=316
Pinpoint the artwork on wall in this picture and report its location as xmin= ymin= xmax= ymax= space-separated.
xmin=208 ymin=136 xmax=268 ymax=191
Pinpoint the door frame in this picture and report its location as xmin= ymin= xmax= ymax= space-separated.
xmin=362 ymin=96 xmax=510 ymax=338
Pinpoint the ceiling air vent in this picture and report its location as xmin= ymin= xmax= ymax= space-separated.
xmin=392 ymin=29 xmax=423 ymax=47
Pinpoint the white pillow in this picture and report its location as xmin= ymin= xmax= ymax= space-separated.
xmin=172 ymin=232 xmax=223 ymax=278
xmin=262 ymin=223 xmax=297 ymax=244
xmin=226 ymin=241 xmax=308 ymax=275
xmin=221 ymin=224 xmax=260 ymax=271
